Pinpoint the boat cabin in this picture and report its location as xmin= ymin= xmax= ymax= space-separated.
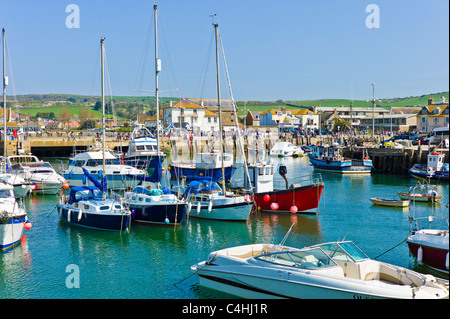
xmin=310 ymin=145 xmax=343 ymax=160
xmin=427 ymin=152 xmax=445 ymax=172
xmin=69 ymin=151 xmax=121 ymax=168
xmin=245 ymin=163 xmax=274 ymax=194
xmin=195 ymin=150 xmax=233 ymax=169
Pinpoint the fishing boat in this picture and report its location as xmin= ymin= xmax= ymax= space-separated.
xmin=168 ymin=150 xmax=235 ymax=182
xmin=370 ymin=198 xmax=409 ymax=207
xmin=0 ymin=182 xmax=30 ymax=250
xmin=122 ymin=4 xmax=187 ymax=226
xmin=191 ymin=240 xmax=449 ymax=299
xmin=308 ymin=145 xmax=372 ymax=174
xmin=62 ymin=150 xmax=146 ymax=191
xmin=397 ymin=182 xmax=442 ymax=203
xmin=123 ymin=123 xmax=166 ymax=172
xmin=243 ymin=161 xmax=324 ymax=214
xmin=406 ymin=185 xmax=449 ymax=274
xmin=408 ymin=151 xmax=449 ymax=182
xmin=6 ymin=155 xmax=66 ymax=195
xmin=269 ymin=142 xmax=304 ymax=157
xmin=181 ymin=179 xmax=252 ymax=221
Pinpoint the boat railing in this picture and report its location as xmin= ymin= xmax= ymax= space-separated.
xmin=274 ymin=173 xmax=324 ymax=190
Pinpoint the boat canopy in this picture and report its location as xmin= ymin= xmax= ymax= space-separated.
xmin=68 ymin=186 xmax=104 ymax=204
xmin=131 ymin=186 xmax=164 ymax=196
xmin=182 ymin=179 xmax=221 ymax=198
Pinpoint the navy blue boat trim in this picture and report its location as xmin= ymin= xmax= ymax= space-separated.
xmin=199 ymin=274 xmax=293 ymax=299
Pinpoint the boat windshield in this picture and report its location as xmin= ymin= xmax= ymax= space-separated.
xmin=314 ymin=242 xmax=369 ymax=262
xmin=255 ymin=248 xmax=338 ymax=270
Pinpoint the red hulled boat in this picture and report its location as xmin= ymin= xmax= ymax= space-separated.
xmin=245 ymin=162 xmax=324 ymax=214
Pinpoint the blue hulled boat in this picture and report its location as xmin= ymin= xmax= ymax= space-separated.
xmin=308 ymin=145 xmax=372 ymax=174
xmin=169 ymin=150 xmax=235 ymax=182
xmin=123 ymin=157 xmax=187 ymax=225
xmin=409 ymin=151 xmax=449 ymax=182
xmin=57 ymin=185 xmax=131 ymax=231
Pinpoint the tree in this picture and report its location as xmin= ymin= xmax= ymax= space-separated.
xmin=79 ymin=109 xmax=94 ymax=123
xmin=58 ymin=108 xmax=72 ymax=123
xmin=332 ymin=118 xmax=350 ymax=132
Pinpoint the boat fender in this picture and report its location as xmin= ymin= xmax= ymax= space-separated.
xmin=417 ymin=246 xmax=423 ymax=262
xmin=197 ymin=202 xmax=201 ymax=213
xmin=206 ymin=253 xmax=217 ymax=265
xmin=77 ymin=209 xmax=83 ymax=221
xmin=67 ymin=209 xmax=71 ymax=223
xmin=446 ymin=252 xmax=449 ymax=270
xmin=187 ymin=202 xmax=192 ymax=213
xmin=208 ymin=201 xmax=213 ymax=212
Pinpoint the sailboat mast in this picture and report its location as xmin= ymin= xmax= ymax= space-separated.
xmin=101 ymin=37 xmax=106 ymax=199
xmin=214 ymin=23 xmax=226 ymax=194
xmin=2 ymin=28 xmax=6 ymax=173
xmin=154 ymin=3 xmax=160 ymax=157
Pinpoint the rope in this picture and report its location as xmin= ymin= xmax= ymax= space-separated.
xmin=373 ymin=237 xmax=408 ymax=260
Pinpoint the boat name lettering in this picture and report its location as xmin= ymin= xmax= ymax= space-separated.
xmin=353 ymin=295 xmax=375 ymax=299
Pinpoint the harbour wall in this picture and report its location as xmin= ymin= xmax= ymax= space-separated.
xmin=1 ymin=134 xmax=448 ymax=175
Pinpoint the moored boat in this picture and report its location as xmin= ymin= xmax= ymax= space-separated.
xmin=191 ymin=240 xmax=449 ymax=299
xmin=269 ymin=142 xmax=304 ymax=157
xmin=6 ymin=155 xmax=66 ymax=195
xmin=370 ymin=197 xmax=409 ymax=207
xmin=406 ymin=183 xmax=449 ymax=274
xmin=397 ymin=182 xmax=442 ymax=203
xmin=408 ymin=152 xmax=449 ymax=182
xmin=168 ymin=150 xmax=235 ymax=182
xmin=308 ymin=145 xmax=372 ymax=174
xmin=0 ymin=182 xmax=30 ymax=251
xmin=244 ymin=162 xmax=323 ymax=214
xmin=182 ymin=179 xmax=253 ymax=221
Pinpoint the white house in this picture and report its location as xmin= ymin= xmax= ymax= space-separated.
xmin=161 ymin=98 xmax=220 ymax=132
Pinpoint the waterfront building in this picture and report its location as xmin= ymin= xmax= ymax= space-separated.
xmin=417 ymin=97 xmax=449 ymax=132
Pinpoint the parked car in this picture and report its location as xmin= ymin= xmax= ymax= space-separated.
xmin=412 ymin=135 xmax=427 ymax=145
xmin=389 ymin=133 xmax=419 ymax=142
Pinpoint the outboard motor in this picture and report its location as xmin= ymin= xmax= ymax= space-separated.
xmin=278 ymin=164 xmax=289 ymax=189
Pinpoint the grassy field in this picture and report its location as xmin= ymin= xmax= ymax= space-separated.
xmin=14 ymin=91 xmax=449 ymax=120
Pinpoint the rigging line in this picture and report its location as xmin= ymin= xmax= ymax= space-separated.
xmin=4 ymin=36 xmax=19 ymax=120
xmin=103 ymin=46 xmax=116 ymax=121
xmin=218 ymin=33 xmax=252 ymax=191
xmin=196 ymin=29 xmax=215 ymax=99
xmin=89 ymin=44 xmax=101 ymax=97
xmin=158 ymin=15 xmax=179 ymax=97
xmin=135 ymin=15 xmax=154 ymax=94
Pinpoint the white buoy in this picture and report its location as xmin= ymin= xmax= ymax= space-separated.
xmin=417 ymin=246 xmax=423 ymax=262
xmin=187 ymin=202 xmax=192 ymax=213
xmin=67 ymin=210 xmax=71 ymax=222
xmin=197 ymin=202 xmax=201 ymax=213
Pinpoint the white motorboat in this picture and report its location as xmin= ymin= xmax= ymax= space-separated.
xmin=124 ymin=124 xmax=166 ymax=172
xmin=62 ymin=150 xmax=146 ymax=191
xmin=0 ymin=157 xmax=34 ymax=198
xmin=0 ymin=182 xmax=30 ymax=250
xmin=270 ymin=142 xmax=304 ymax=157
xmin=191 ymin=240 xmax=449 ymax=299
xmin=6 ymin=155 xmax=66 ymax=195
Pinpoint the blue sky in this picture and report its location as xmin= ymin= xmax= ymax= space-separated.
xmin=1 ymin=0 xmax=448 ymax=101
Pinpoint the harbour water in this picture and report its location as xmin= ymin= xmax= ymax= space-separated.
xmin=0 ymin=156 xmax=448 ymax=299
